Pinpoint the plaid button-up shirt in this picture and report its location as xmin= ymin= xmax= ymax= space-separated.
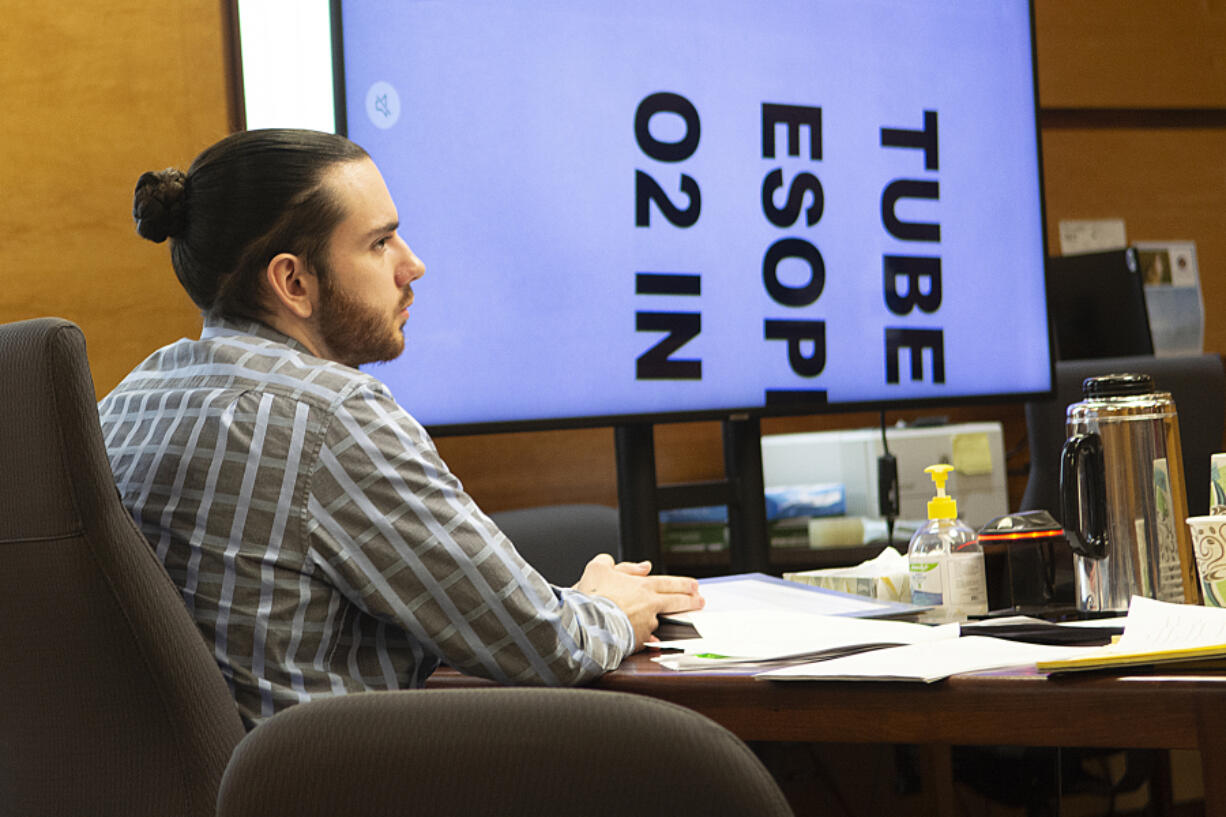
xmin=98 ymin=316 xmax=632 ymax=725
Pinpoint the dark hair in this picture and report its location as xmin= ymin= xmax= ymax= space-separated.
xmin=132 ymin=129 xmax=369 ymax=319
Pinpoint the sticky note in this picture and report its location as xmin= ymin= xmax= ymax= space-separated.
xmin=952 ymin=432 xmax=993 ymax=475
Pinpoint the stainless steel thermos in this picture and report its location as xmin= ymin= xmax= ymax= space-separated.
xmin=1060 ymin=374 xmax=1199 ymax=612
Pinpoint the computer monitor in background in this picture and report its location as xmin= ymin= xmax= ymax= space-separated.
xmin=233 ymin=0 xmax=1053 ymax=433
xmin=232 ymin=0 xmax=1053 ymax=564
xmin=1046 ymin=247 xmax=1154 ymax=360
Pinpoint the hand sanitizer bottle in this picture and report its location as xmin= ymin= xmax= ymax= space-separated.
xmin=908 ymin=464 xmax=988 ymax=622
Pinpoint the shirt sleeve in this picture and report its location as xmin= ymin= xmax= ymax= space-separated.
xmin=302 ymin=379 xmax=635 ymax=686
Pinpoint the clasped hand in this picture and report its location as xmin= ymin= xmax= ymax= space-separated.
xmin=574 ymin=554 xmax=704 ymax=650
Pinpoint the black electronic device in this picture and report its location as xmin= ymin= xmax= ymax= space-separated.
xmin=1046 ymin=247 xmax=1154 ymax=360
xmin=978 ymin=510 xmax=1075 ymax=614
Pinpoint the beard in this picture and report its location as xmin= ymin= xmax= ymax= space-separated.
xmin=316 ymin=265 xmax=410 ymax=368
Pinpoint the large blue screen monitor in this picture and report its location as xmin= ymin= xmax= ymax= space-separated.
xmin=236 ymin=0 xmax=1052 ymax=434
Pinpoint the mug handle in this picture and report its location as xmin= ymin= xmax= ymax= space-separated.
xmin=1060 ymin=432 xmax=1109 ymax=560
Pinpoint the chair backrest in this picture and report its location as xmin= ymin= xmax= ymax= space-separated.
xmin=0 ymin=318 xmax=245 ymax=817
xmin=1021 ymin=353 xmax=1226 ymax=522
xmin=217 ymin=687 xmax=795 ymax=817
xmin=491 ymin=503 xmax=621 ymax=585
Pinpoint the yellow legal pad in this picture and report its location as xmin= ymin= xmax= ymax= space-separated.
xmin=1037 ymin=642 xmax=1226 ymax=674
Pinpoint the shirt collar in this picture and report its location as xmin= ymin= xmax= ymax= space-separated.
xmin=200 ymin=315 xmax=315 ymax=356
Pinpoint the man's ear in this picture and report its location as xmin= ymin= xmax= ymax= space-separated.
xmin=263 ymin=253 xmax=318 ymax=319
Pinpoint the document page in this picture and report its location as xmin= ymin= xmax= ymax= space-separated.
xmin=1113 ymin=596 xmax=1226 ymax=650
xmin=758 ymin=636 xmax=1086 ymax=683
xmin=651 ymin=611 xmax=957 ymax=670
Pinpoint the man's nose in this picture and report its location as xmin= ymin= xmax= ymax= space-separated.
xmin=396 ymin=240 xmax=425 ymax=286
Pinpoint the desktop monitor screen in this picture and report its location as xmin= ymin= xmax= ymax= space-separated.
xmin=234 ymin=0 xmax=1052 ymax=433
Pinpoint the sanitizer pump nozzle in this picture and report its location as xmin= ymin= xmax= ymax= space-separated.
xmin=925 ymin=464 xmax=957 ymax=520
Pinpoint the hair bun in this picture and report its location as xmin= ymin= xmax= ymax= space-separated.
xmin=133 ymin=167 xmax=188 ymax=243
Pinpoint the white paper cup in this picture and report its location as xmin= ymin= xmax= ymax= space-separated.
xmin=1187 ymin=515 xmax=1226 ymax=607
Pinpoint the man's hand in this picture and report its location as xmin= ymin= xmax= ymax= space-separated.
xmin=574 ymin=554 xmax=704 ymax=650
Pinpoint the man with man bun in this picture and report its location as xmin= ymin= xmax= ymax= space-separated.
xmin=99 ymin=128 xmax=702 ymax=727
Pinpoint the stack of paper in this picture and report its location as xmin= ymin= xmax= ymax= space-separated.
xmin=651 ymin=611 xmax=958 ymax=671
xmin=1035 ymin=596 xmax=1226 ymax=673
xmin=652 ymin=574 xmax=1184 ymax=682
xmin=753 ymin=596 xmax=1226 ymax=682
xmin=651 ymin=573 xmax=936 ymax=670
xmin=757 ymin=636 xmax=1083 ymax=682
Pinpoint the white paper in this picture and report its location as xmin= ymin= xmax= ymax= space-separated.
xmin=650 ymin=611 xmax=958 ymax=670
xmin=757 ymin=636 xmax=1086 ymax=683
xmin=692 ymin=611 xmax=953 ymax=656
xmin=1113 ymin=596 xmax=1226 ymax=651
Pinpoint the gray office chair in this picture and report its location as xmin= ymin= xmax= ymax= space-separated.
xmin=0 ymin=317 xmax=247 ymax=816
xmin=0 ymin=317 xmax=782 ymax=817
xmin=217 ymin=687 xmax=795 ymax=817
xmin=1021 ymin=353 xmax=1226 ymax=522
xmin=491 ymin=503 xmax=621 ymax=585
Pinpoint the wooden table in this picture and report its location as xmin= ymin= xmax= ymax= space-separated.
xmin=429 ymin=654 xmax=1226 ymax=815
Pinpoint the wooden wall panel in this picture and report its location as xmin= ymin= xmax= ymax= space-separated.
xmin=0 ymin=0 xmax=229 ymax=393
xmin=1034 ymin=0 xmax=1226 ymax=108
